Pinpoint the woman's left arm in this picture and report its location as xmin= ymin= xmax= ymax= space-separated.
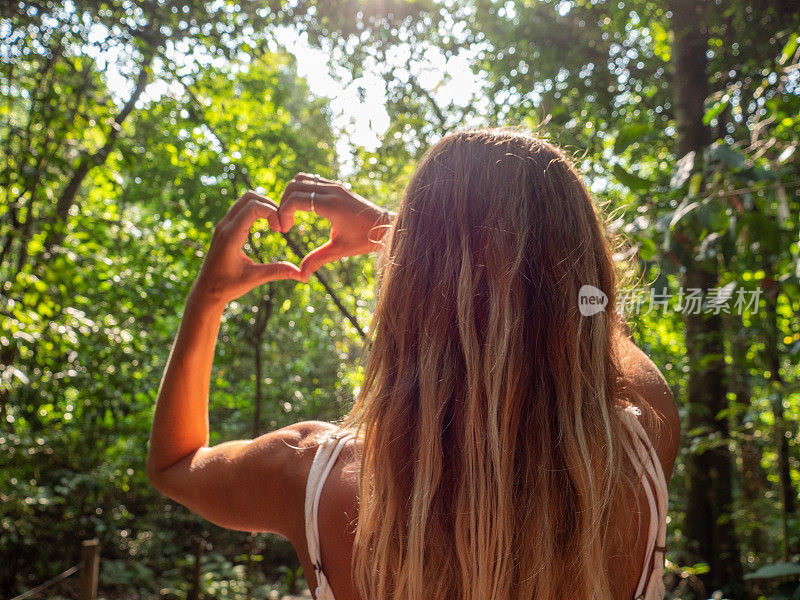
xmin=146 ymin=191 xmax=317 ymax=535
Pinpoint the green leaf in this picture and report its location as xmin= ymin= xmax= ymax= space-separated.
xmin=614 ymin=124 xmax=653 ymax=154
xmin=685 ymin=562 xmax=711 ymax=575
xmin=688 ymin=173 xmax=703 ymax=197
xmin=707 ymin=142 xmax=747 ymax=170
xmin=744 ymin=562 xmax=800 ymax=581
xmin=650 ymin=21 xmax=671 ymax=62
xmin=612 ymin=164 xmax=653 ymax=191
xmin=637 ymin=238 xmax=656 ymax=261
xmin=779 ymin=33 xmax=799 ymax=65
xmin=696 ymin=352 xmax=725 ymax=370
xmin=703 ymin=94 xmax=729 ymax=125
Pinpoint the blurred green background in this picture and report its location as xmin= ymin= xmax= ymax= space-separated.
xmin=1 ymin=1 xmax=799 ymax=599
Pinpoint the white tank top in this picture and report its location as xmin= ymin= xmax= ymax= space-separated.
xmin=304 ymin=406 xmax=668 ymax=600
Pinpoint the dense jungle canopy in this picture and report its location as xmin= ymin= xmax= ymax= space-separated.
xmin=1 ymin=0 xmax=800 ymax=599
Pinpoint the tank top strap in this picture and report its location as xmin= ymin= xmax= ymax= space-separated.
xmin=304 ymin=429 xmax=354 ymax=600
xmin=619 ymin=406 xmax=668 ymax=600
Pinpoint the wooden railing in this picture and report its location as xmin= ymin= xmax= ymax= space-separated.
xmin=7 ymin=539 xmax=99 ymax=600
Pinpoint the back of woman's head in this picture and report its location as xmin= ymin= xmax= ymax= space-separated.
xmin=343 ymin=127 xmax=634 ymax=600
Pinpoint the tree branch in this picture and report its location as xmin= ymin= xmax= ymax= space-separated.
xmin=43 ymin=50 xmax=155 ymax=256
xmin=408 ymin=76 xmax=448 ymax=131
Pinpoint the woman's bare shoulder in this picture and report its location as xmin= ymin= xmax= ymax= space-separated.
xmin=256 ymin=420 xmax=344 ymax=538
xmin=278 ymin=420 xmax=345 ymax=476
xmin=615 ymin=332 xmax=681 ymax=481
xmin=284 ymin=420 xmax=342 ymax=446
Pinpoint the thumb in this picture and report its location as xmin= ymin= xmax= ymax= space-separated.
xmin=277 ymin=192 xmax=311 ymax=233
xmin=300 ymin=240 xmax=342 ymax=281
xmin=247 ymin=261 xmax=303 ymax=286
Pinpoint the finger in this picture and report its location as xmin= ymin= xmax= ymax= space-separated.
xmin=247 ymin=261 xmax=304 ymax=286
xmin=220 ymin=190 xmax=277 ymax=227
xmin=278 ymin=179 xmax=340 ymax=212
xmin=293 ymin=172 xmax=337 ymax=184
xmin=283 ymin=180 xmax=341 ymax=195
xmin=277 ymin=190 xmax=335 ymax=232
xmin=217 ymin=192 xmax=253 ymax=228
xmin=299 ymin=239 xmax=343 ymax=281
xmin=229 ymin=199 xmax=281 ymax=245
xmin=300 ymin=173 xmax=350 ymax=190
xmin=278 ymin=180 xmax=314 ymax=231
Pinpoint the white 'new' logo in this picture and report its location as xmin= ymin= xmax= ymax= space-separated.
xmin=578 ymin=284 xmax=608 ymax=316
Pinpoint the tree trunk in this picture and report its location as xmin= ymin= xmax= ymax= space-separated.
xmin=670 ymin=0 xmax=743 ymax=594
xmin=670 ymin=1 xmax=710 ymax=159
xmin=188 ymin=537 xmax=204 ymax=600
xmin=762 ymin=273 xmax=796 ymax=559
xmin=728 ymin=314 xmax=768 ymax=555
xmin=682 ymin=269 xmax=742 ymax=593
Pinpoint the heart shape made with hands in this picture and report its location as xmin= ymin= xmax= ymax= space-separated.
xmin=246 ymin=173 xmax=392 ymax=284
xmin=199 ymin=175 xmax=391 ymax=305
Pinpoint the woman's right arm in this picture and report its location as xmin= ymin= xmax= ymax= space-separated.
xmin=276 ymin=173 xmax=395 ymax=281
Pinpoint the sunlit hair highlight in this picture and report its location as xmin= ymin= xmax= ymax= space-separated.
xmin=340 ymin=127 xmax=645 ymax=600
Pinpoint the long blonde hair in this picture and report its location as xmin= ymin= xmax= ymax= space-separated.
xmin=341 ymin=127 xmax=642 ymax=600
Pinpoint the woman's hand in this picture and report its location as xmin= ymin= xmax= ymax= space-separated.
xmin=192 ymin=191 xmax=303 ymax=307
xmin=277 ymin=173 xmax=394 ymax=281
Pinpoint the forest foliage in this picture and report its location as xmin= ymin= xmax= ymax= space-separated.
xmin=2 ymin=1 xmax=800 ymax=599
